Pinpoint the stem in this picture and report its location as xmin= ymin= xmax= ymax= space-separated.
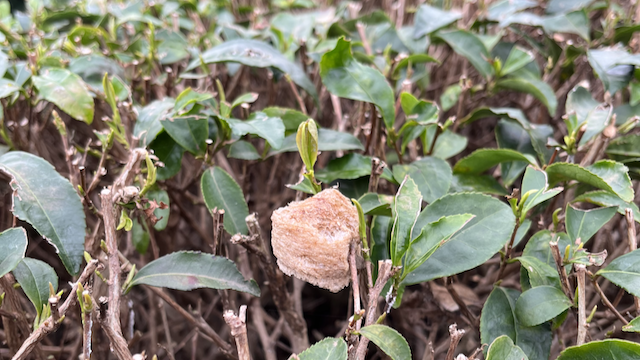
xmin=592 ymin=277 xmax=629 ymax=325
xmin=224 ymin=305 xmax=251 ymax=360
xmin=349 ymin=242 xmax=362 ymax=330
xmin=550 ymin=240 xmax=574 ymax=302
xmin=445 ymin=324 xmax=465 ymax=360
xmin=495 ymin=218 xmax=520 ymax=282
xmin=575 ymin=264 xmax=587 ymax=345
xmin=625 ymin=208 xmax=639 ymax=315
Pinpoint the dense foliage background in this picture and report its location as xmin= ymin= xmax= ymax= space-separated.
xmin=0 ymin=0 xmax=640 ymax=359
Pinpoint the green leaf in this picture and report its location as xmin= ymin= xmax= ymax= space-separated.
xmin=263 ymin=107 xmax=309 ymax=134
xmin=228 ymin=141 xmax=261 ymax=161
xmin=427 ymin=128 xmax=468 ymax=160
xmin=556 ymin=339 xmax=640 ymax=360
xmin=597 ymin=249 xmax=640 ymax=298
xmin=161 ymin=116 xmax=209 ymax=155
xmin=358 ymin=193 xmax=393 ymax=216
xmin=68 ymin=55 xmax=126 ymax=91
xmin=440 ymin=84 xmax=462 ymax=111
xmin=542 ymin=11 xmax=590 ymax=41
xmin=358 ymin=325 xmax=411 ymax=360
xmin=449 ymin=173 xmax=508 ymax=195
xmin=545 ymin=160 xmax=634 ymax=202
xmin=390 ymin=177 xmax=422 ymax=266
xmin=501 ymin=46 xmax=535 ymax=76
xmin=486 ymin=335 xmax=529 ymax=360
xmin=271 ymin=129 xmax=364 ymax=155
xmin=565 ymin=205 xmax=617 ymax=243
xmin=231 ymin=93 xmax=259 ymax=110
xmin=496 ymin=77 xmax=557 ymax=115
xmin=403 ymin=214 xmax=474 ymax=276
xmin=0 ymin=79 xmax=20 ymax=99
xmin=453 ymin=148 xmax=536 ymax=174
xmin=128 ymin=251 xmax=260 ymax=296
xmin=515 ymin=286 xmax=572 ymax=326
xmin=174 ymin=88 xmax=213 ymax=113
xmin=515 ymin=256 xmax=561 ymax=289
xmin=587 ymin=48 xmax=640 ymax=95
xmin=573 ymin=190 xmax=640 ymax=223
xmin=156 ymin=30 xmax=190 ymax=65
xmin=400 ymin=92 xmax=439 ymax=124
xmin=0 ymin=227 xmax=27 ymax=278
xmin=320 ymin=38 xmax=395 ymax=130
xmin=186 ymin=39 xmax=318 ymax=102
xmin=392 ymin=157 xmax=452 ymax=203
xmin=436 ymin=30 xmax=493 ymax=78
xmin=150 ymin=132 xmax=184 ymax=181
xmin=523 ymin=231 xmax=572 ymax=268
xmin=546 ymin=0 xmax=594 ymax=13
xmin=132 ymin=218 xmax=150 ymax=255
xmin=32 ymin=68 xmax=94 ymax=123
xmin=481 ymin=287 xmax=552 ymax=360
xmin=0 ymin=152 xmax=85 ymax=275
xmin=226 ymin=112 xmax=285 ymax=150
xmin=294 ymin=337 xmax=347 ymax=360
xmin=413 ymin=4 xmax=461 ymax=38
xmin=316 ymin=153 xmax=393 ymax=183
xmin=607 ymin=134 xmax=640 ymax=158
xmin=521 ymin=166 xmax=563 ymax=213
xmin=201 ymin=167 xmax=249 ymax=235
xmin=496 ymin=120 xmax=537 ymax=186
xmin=623 ymin=316 xmax=640 ymax=333
xmin=404 ymin=193 xmax=515 ymax=284
xmin=134 ymin=98 xmax=175 ymax=146
xmin=565 ymin=86 xmax=610 ymax=144
xmin=13 ymin=258 xmax=58 ymax=318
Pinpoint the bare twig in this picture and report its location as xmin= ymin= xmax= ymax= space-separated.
xmin=626 ymin=208 xmax=639 ymax=315
xmin=12 ymin=260 xmax=100 ymax=360
xmin=445 ymin=278 xmax=478 ymax=328
xmin=224 ymin=305 xmax=251 ymax=360
xmin=592 ymin=277 xmax=629 ymax=325
xmin=495 ymin=219 xmax=521 ymax=282
xmin=550 ymin=240 xmax=573 ymax=302
xmin=99 ymin=189 xmax=133 ymax=360
xmin=575 ymin=264 xmax=587 ymax=345
xmin=349 ymin=242 xmax=362 ymax=331
xmin=445 ymin=324 xmax=465 ymax=360
xmin=354 ymin=260 xmax=396 ymax=360
xmin=286 ymin=75 xmax=307 ymax=115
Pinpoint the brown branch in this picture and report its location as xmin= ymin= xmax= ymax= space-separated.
xmin=626 ymin=208 xmax=639 ymax=315
xmin=592 ymin=278 xmax=629 ymax=325
xmin=224 ymin=305 xmax=251 ymax=360
xmin=575 ymin=264 xmax=587 ymax=345
xmin=230 ymin=214 xmax=309 ymax=353
xmin=550 ymin=240 xmax=574 ymax=302
xmin=495 ymin=219 xmax=521 ymax=282
xmin=445 ymin=324 xmax=465 ymax=360
xmin=12 ymin=260 xmax=100 ymax=360
xmin=354 ymin=260 xmax=395 ymax=360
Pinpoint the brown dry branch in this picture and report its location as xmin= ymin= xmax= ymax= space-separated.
xmin=445 ymin=324 xmax=465 ymax=360
xmin=625 ymin=208 xmax=639 ymax=315
xmin=550 ymin=240 xmax=574 ymax=302
xmin=575 ymin=264 xmax=588 ymax=345
xmin=224 ymin=305 xmax=251 ymax=360
xmin=11 ymin=259 xmax=100 ymax=360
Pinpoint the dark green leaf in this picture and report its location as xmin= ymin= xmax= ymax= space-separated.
xmin=587 ymin=48 xmax=640 ymax=95
xmin=392 ymin=157 xmax=451 ymax=203
xmin=496 ymin=77 xmax=557 ymax=115
xmin=486 ymin=335 xmax=529 ymax=360
xmin=436 ymin=30 xmax=493 ymax=78
xmin=565 ymin=86 xmax=610 ymax=144
xmin=565 ymin=205 xmax=617 ymax=243
xmin=132 ymin=218 xmax=150 ymax=255
xmin=607 ymin=134 xmax=640 ymax=158
xmin=515 ymin=286 xmax=572 ymax=326
xmin=515 ymin=256 xmax=561 ymax=288
xmin=542 ymin=11 xmax=590 ymax=41
xmin=556 ymin=339 xmax=640 ymax=360
xmin=0 ymin=152 xmax=85 ymax=275
xmin=400 ymin=92 xmax=439 ymax=124
xmin=597 ymin=249 xmax=640 ymax=298
xmin=480 ymin=287 xmax=552 ymax=360
xmin=545 ymin=160 xmax=634 ymax=202
xmin=228 ymin=141 xmax=261 ymax=161
xmin=68 ymin=55 xmax=126 ymax=91
xmin=150 ymin=132 xmax=184 ymax=181
xmin=358 ymin=325 xmax=411 ymax=360
xmin=496 ymin=120 xmax=536 ymax=186
xmin=134 ymin=98 xmax=175 ymax=146
xmin=427 ymin=128 xmax=468 ymax=160
xmin=440 ymin=84 xmax=462 ymax=111
xmin=449 ymin=173 xmax=508 ymax=195
xmin=320 ymin=38 xmax=395 ymax=130
xmin=263 ymin=107 xmax=309 ymax=134
xmin=358 ymin=193 xmax=393 ymax=216
xmin=403 ymin=214 xmax=474 ymax=276
xmin=521 ymin=166 xmax=563 ymax=213
xmin=501 ymin=46 xmax=535 ymax=76
xmin=33 ymin=68 xmax=94 ymax=123
xmin=13 ymin=258 xmax=58 ymax=317
xmin=0 ymin=227 xmax=27 ymax=278
xmin=413 ymin=4 xmax=461 ymax=38
xmin=523 ymin=231 xmax=572 ymax=268
xmin=316 ymin=153 xmax=393 ymax=183
xmin=572 ymin=190 xmax=640 ymax=223
xmin=390 ymin=177 xmax=422 ymax=265
xmin=294 ymin=337 xmax=347 ymax=360
xmin=226 ymin=112 xmax=285 ymax=150
xmin=161 ymin=116 xmax=209 ymax=155
xmin=174 ymin=88 xmax=213 ymax=113
xmin=186 ymin=39 xmax=317 ymax=102
xmin=404 ymin=193 xmax=515 ymax=284
xmin=623 ymin=316 xmax=640 ymax=333
xmin=453 ymin=149 xmax=536 ymax=174
xmin=201 ymin=167 xmax=249 ymax=235
xmin=157 ymin=30 xmax=189 ymax=65
xmin=129 ymin=251 xmax=260 ymax=296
